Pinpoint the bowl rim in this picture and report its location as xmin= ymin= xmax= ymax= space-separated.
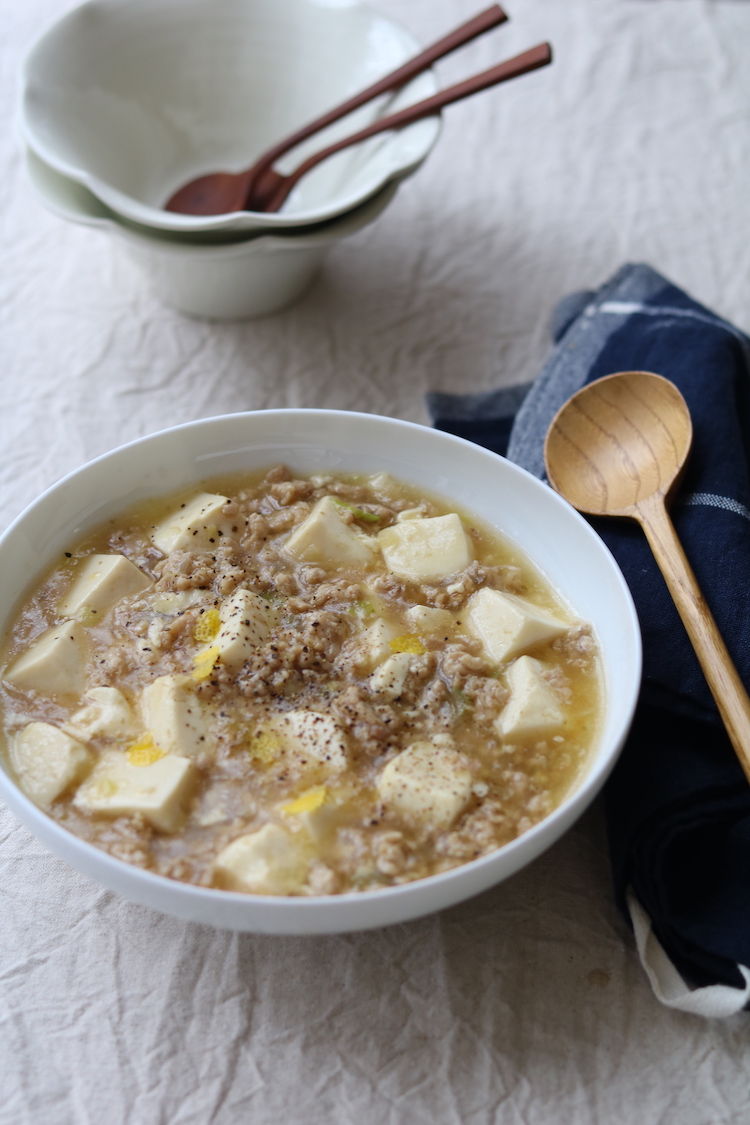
xmin=24 ymin=142 xmax=401 ymax=253
xmin=0 ymin=409 xmax=642 ymax=932
xmin=19 ymin=0 xmax=442 ymax=234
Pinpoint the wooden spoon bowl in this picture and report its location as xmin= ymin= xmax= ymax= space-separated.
xmin=544 ymin=370 xmax=692 ymax=516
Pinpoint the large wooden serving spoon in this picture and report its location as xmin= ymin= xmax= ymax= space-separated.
xmin=544 ymin=370 xmax=750 ymax=781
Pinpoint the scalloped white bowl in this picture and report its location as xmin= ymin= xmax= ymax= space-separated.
xmin=25 ymin=146 xmax=399 ymax=319
xmin=21 ymin=0 xmax=441 ymax=234
xmin=0 ymin=411 xmax=641 ymax=933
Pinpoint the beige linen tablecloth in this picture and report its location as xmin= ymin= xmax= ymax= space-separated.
xmin=3 ymin=1 xmax=750 ymax=1121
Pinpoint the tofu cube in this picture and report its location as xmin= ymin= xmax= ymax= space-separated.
xmin=58 ymin=554 xmax=151 ymax=618
xmin=74 ymin=750 xmax=196 ymax=832
xmin=498 ymin=656 xmax=564 ymax=739
xmin=65 ymin=686 xmax=135 ymax=741
xmin=10 ymin=722 xmax=92 ymax=808
xmin=378 ymin=514 xmax=472 ymax=582
xmin=463 ymin=588 xmax=569 ymax=664
xmin=284 ymin=497 xmax=376 ymax=567
xmin=354 ymin=617 xmax=400 ymax=671
xmin=272 ymin=710 xmax=348 ymax=772
xmin=405 ymin=605 xmax=454 ymax=636
xmin=214 ymin=588 xmax=276 ymax=667
xmin=150 ymin=492 xmax=233 ymax=555
xmin=370 ymin=653 xmax=412 ymax=699
xmin=141 ymin=674 xmax=208 ymax=758
xmin=214 ymin=824 xmax=310 ymax=894
xmin=4 ymin=622 xmax=87 ymax=696
xmin=377 ymin=739 xmax=472 ymax=829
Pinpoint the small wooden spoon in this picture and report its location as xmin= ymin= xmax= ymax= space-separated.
xmin=544 ymin=370 xmax=750 ymax=782
xmin=165 ymin=4 xmax=508 ymax=217
xmin=251 ymin=43 xmax=551 ymax=213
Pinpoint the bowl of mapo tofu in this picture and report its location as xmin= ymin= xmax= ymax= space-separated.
xmin=0 ymin=410 xmax=641 ymax=933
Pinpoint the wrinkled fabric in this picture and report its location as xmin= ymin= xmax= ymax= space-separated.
xmin=3 ymin=1 xmax=750 ymax=1122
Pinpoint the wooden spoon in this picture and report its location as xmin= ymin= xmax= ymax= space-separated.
xmin=165 ymin=4 xmax=508 ymax=217
xmin=544 ymin=370 xmax=750 ymax=782
xmin=248 ymin=43 xmax=551 ymax=213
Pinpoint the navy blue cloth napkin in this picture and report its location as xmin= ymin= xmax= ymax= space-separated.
xmin=428 ymin=264 xmax=750 ymax=992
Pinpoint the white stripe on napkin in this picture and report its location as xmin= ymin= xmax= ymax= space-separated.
xmin=627 ymin=890 xmax=750 ymax=1017
xmin=596 ymin=301 xmax=749 ymax=346
xmin=680 ymin=492 xmax=750 ymax=522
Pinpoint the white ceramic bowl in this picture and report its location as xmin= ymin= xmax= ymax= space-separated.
xmin=21 ymin=0 xmax=441 ymax=234
xmin=25 ymin=147 xmax=398 ymax=319
xmin=0 ymin=411 xmax=641 ymax=934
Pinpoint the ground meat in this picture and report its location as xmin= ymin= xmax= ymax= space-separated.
xmin=373 ymin=830 xmax=409 ymax=877
xmin=552 ymin=623 xmax=596 ymax=667
xmin=73 ymin=812 xmax=155 ymax=869
xmin=305 ymin=861 xmax=339 ymax=895
xmin=358 ymin=504 xmax=393 ymax=526
xmin=416 ymin=678 xmax=452 ymax=729
xmin=461 ymin=675 xmax=509 ymax=722
xmin=240 ymin=512 xmax=271 ymax=552
xmin=146 ymin=612 xmax=196 ymax=651
xmin=285 ymin=609 xmax=348 ymax=667
xmin=269 ymin=479 xmax=314 ymax=507
xmin=298 ymin=566 xmax=326 ymax=586
xmin=406 ymin=652 xmax=437 ymax=681
xmin=87 ymin=639 xmax=140 ymax=685
xmin=216 ymin=569 xmax=245 ymax=596
xmin=152 ymin=549 xmax=217 ymax=592
xmin=308 ymin=582 xmax=362 ymax=607
xmin=287 ymin=579 xmax=363 ymax=612
xmin=234 ymin=645 xmax=298 ymax=700
xmin=160 ymin=855 xmax=215 ymax=886
xmin=440 ymin=645 xmax=493 ymax=690
xmin=369 ymin=572 xmax=408 ymax=601
xmin=333 ymin=505 xmax=356 ymax=526
xmin=272 ymin=570 xmax=298 ymax=596
xmin=540 ymin=664 xmax=572 ymax=704
xmin=437 ymin=799 xmax=514 ymax=859
xmin=265 ymin=502 xmax=311 ymax=533
xmin=471 ymin=561 xmax=525 ymax=595
xmin=262 ymin=464 xmax=291 ymax=485
xmin=334 ymin=827 xmax=371 ymax=881
xmin=420 ymin=563 xmax=527 ymax=611
xmin=322 ymin=480 xmax=369 ymax=503
xmin=420 ymin=584 xmax=466 ymax=610
xmin=331 ymin=686 xmax=395 ymax=756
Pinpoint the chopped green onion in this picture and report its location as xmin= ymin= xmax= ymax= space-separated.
xmin=332 ymin=499 xmax=380 ymax=523
xmin=348 ymin=600 xmax=375 ymax=618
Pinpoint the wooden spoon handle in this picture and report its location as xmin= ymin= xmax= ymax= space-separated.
xmin=637 ymin=493 xmax=750 ymax=781
xmin=253 ymin=5 xmax=509 ymax=174
xmin=263 ymin=41 xmax=552 ymax=212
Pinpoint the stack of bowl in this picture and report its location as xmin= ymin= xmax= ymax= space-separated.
xmin=19 ymin=0 xmax=442 ymax=320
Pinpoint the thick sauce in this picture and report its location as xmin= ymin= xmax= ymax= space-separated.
xmin=0 ymin=466 xmax=602 ymax=895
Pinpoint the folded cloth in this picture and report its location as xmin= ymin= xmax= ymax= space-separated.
xmin=428 ymin=264 xmax=750 ymax=1011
